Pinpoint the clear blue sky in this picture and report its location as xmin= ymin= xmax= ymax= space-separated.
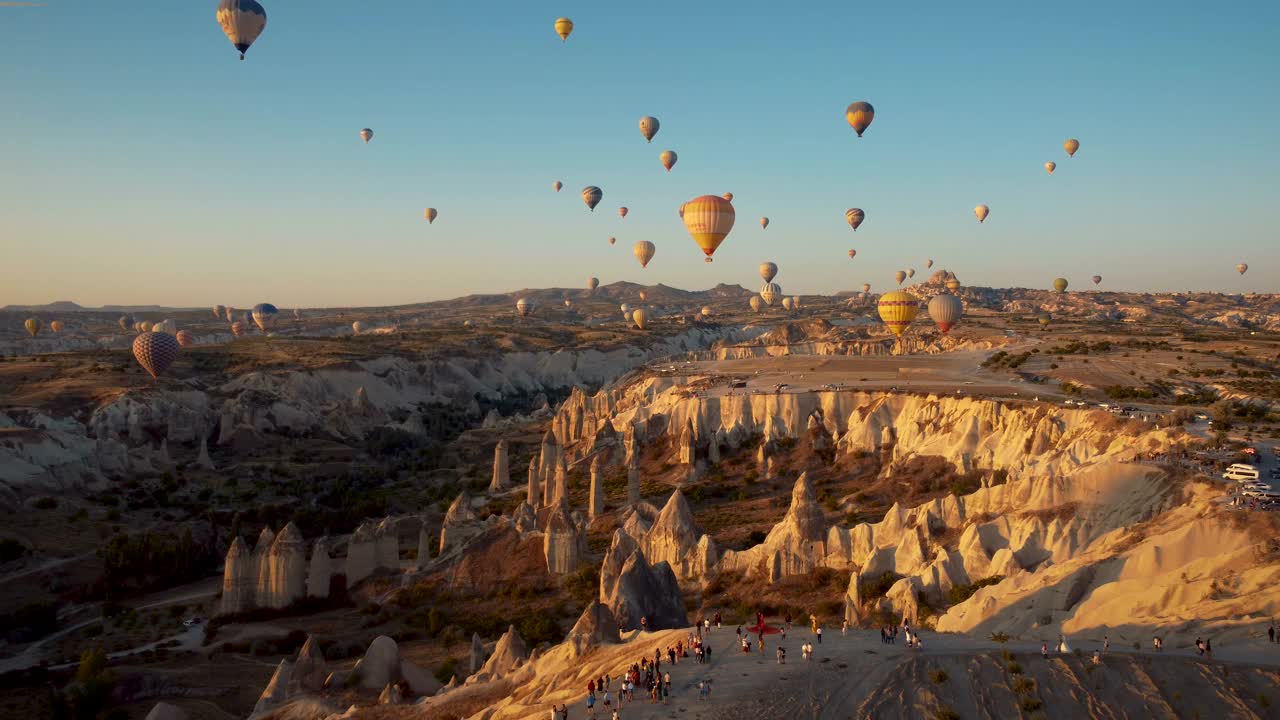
xmin=2 ymin=1 xmax=1277 ymax=307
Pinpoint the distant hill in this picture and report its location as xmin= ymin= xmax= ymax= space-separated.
xmin=1 ymin=301 xmax=198 ymax=313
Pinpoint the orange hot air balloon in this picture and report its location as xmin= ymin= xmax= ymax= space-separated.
xmin=50 ymin=320 xmax=64 ymax=333
xmin=848 ymin=249 xmax=857 ymax=259
xmin=660 ymin=150 xmax=677 ymax=172
xmin=618 ymin=207 xmax=629 ymax=218
xmin=682 ymin=195 xmax=736 ymax=263
xmin=845 ymin=208 xmax=865 ymax=231
xmin=639 ymin=290 xmax=648 ymax=301
xmin=845 ymin=101 xmax=875 ymax=137
xmin=877 ymin=290 xmax=919 ymax=338
xmin=1064 ymin=138 xmax=1080 ymax=157
xmin=423 ymin=207 xmax=438 ymax=224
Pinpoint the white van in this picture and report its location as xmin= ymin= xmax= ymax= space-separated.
xmin=1224 ymin=464 xmax=1260 ymax=482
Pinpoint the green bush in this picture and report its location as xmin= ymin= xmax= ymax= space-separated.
xmin=434 ymin=657 xmax=459 ymax=685
xmin=947 ymin=576 xmax=1005 ymax=605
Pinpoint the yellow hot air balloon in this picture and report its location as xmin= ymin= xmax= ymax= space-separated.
xmin=618 ymin=207 xmax=629 ymax=219
xmin=216 ymin=0 xmax=267 ymax=61
xmin=1038 ymin=311 xmax=1052 ymax=327
xmin=700 ymin=306 xmax=712 ymax=317
xmin=660 ymin=150 xmax=677 ymax=172
xmin=1045 ymin=161 xmax=1056 ymax=175
xmin=1064 ymin=138 xmax=1080 ymax=157
xmin=946 ymin=278 xmax=961 ymax=292
xmin=50 ymin=320 xmax=64 ymax=333
xmin=1236 ymin=263 xmax=1248 ymax=275
xmin=632 ymin=308 xmax=648 ymax=329
xmin=974 ymin=204 xmax=990 ymax=223
xmin=682 ymin=195 xmax=736 ymax=262
xmin=639 ymin=116 xmax=660 ymax=143
xmin=552 ymin=180 xmax=563 ymax=192
xmin=582 ymin=186 xmax=603 ymax=211
xmin=633 ymin=240 xmax=656 ymax=268
xmin=760 ymin=217 xmax=769 ymax=230
xmin=877 ymin=290 xmax=919 ymax=338
xmin=722 ymin=192 xmax=734 ymax=202
xmin=759 ymin=262 xmax=778 ymax=283
xmin=554 ymin=17 xmax=574 ymax=42
xmin=424 ymin=208 xmax=438 ymax=224
xmin=845 ymin=101 xmax=875 ymax=137
xmin=895 ymin=270 xmax=907 ymax=285
xmin=845 ymin=208 xmax=865 ymax=231
xmin=24 ymin=317 xmax=41 ymax=337
xmin=749 ymin=296 xmax=761 ymax=312
xmin=1053 ymin=277 xmax=1068 ymax=293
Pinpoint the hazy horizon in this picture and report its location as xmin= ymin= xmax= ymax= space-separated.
xmin=3 ymin=1 xmax=1277 ymax=307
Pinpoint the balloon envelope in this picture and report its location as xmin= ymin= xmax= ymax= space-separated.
xmin=252 ymin=302 xmax=278 ymax=331
xmin=845 ymin=101 xmax=875 ymax=137
xmin=781 ymin=297 xmax=794 ymax=311
xmin=588 ymin=277 xmax=600 ymax=291
xmin=761 ymin=283 xmax=782 ymax=306
xmin=582 ymin=186 xmax=603 ymax=211
xmin=701 ymin=306 xmax=712 ymax=317
xmin=216 ymin=0 xmax=267 ymax=60
xmin=424 ymin=208 xmax=438 ymax=223
xmin=1064 ymin=138 xmax=1080 ymax=157
xmin=351 ymin=321 xmax=365 ymax=335
xmin=176 ymin=330 xmax=195 ymax=347
xmin=515 ymin=298 xmax=534 ymax=317
xmin=553 ymin=180 xmax=563 ymax=192
xmin=1045 ymin=161 xmax=1056 ymax=175
xmin=231 ymin=321 xmax=247 ymax=337
xmin=928 ymin=294 xmax=964 ymax=334
xmin=639 ymin=116 xmax=660 ymax=143
xmin=845 ymin=208 xmax=865 ymax=231
xmin=682 ymin=195 xmax=736 ymax=262
xmin=133 ymin=332 xmax=180 ymax=379
xmin=633 ymin=241 xmax=656 ymax=268
xmin=554 ymin=17 xmax=573 ymax=41
xmin=760 ymin=217 xmax=769 ymax=230
xmin=974 ymin=205 xmax=990 ymax=223
xmin=632 ymin=308 xmax=648 ymax=329
xmin=895 ymin=270 xmax=907 ymax=285
xmin=618 ymin=207 xmax=628 ymax=218
xmin=360 ymin=128 xmax=373 ymax=143
xmin=848 ymin=249 xmax=857 ymax=259
xmin=749 ymin=296 xmax=762 ymax=312
xmin=759 ymin=262 xmax=778 ymax=283
xmin=1092 ymin=275 xmax=1102 ymax=285
xmin=926 ymin=259 xmax=933 ymax=268
xmin=946 ymin=279 xmax=961 ymax=292
xmin=1237 ymin=263 xmax=1248 ymax=275
xmin=24 ymin=318 xmax=40 ymax=337
xmin=50 ymin=320 xmax=64 ymax=333
xmin=877 ymin=291 xmax=920 ymax=338
xmin=1053 ymin=278 xmax=1069 ymax=293
xmin=660 ymin=150 xmax=677 ymax=172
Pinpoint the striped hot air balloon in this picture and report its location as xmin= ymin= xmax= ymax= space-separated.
xmin=231 ymin=321 xmax=247 ymax=337
xmin=633 ymin=240 xmax=655 ymax=268
xmin=639 ymin=116 xmax=660 ymax=143
xmin=252 ymin=303 xmax=278 ymax=332
xmin=216 ymin=0 xmax=267 ymax=61
xmin=582 ymin=186 xmax=602 ymax=211
xmin=554 ymin=17 xmax=574 ymax=42
xmin=133 ymin=332 xmax=180 ymax=379
xmin=660 ymin=150 xmax=677 ymax=172
xmin=24 ymin=318 xmax=41 ymax=337
xmin=877 ymin=290 xmax=919 ymax=338
xmin=928 ymin=294 xmax=964 ymax=334
xmin=760 ymin=282 xmax=781 ymax=306
xmin=176 ymin=330 xmax=195 ymax=347
xmin=846 ymin=208 xmax=865 ymax=231
xmin=682 ymin=195 xmax=735 ymax=262
xmin=845 ymin=101 xmax=875 ymax=137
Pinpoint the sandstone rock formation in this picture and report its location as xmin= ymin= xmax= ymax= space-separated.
xmin=527 ymin=457 xmax=540 ymax=510
xmin=289 ymin=635 xmax=328 ymax=694
xmin=543 ymin=501 xmax=583 ymax=575
xmin=349 ymin=635 xmax=440 ymax=696
xmin=307 ymin=538 xmax=331 ymax=599
xmin=253 ymin=527 xmax=276 ymax=602
xmin=375 ymin=517 xmax=399 ymax=570
xmin=469 ymin=632 xmax=485 ymax=675
xmin=567 ymin=600 xmax=621 ymax=658
xmin=480 ymin=625 xmax=528 ymax=678
xmin=489 ymin=439 xmax=509 ymax=491
xmin=264 ymin=522 xmax=307 ymax=609
xmin=588 ymin=455 xmax=604 ymax=521
xmin=641 ymin=490 xmax=716 ymax=580
xmin=220 ymin=536 xmax=254 ymax=615
xmin=253 ymin=659 xmax=292 ymax=717
xmin=604 ymin=548 xmax=686 ymax=632
xmin=440 ymin=491 xmax=479 ymax=553
xmin=144 ymin=702 xmax=188 ymax=720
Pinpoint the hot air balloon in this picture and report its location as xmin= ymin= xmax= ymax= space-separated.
xmin=632 ymin=308 xmax=648 ymax=329
xmin=1064 ymin=138 xmax=1080 ymax=157
xmin=682 ymin=195 xmax=735 ymax=262
xmin=515 ymin=298 xmax=534 ymax=317
xmin=845 ymin=101 xmax=875 ymax=137
xmin=242 ymin=310 xmax=253 ymax=325
xmin=360 ymin=128 xmax=374 ymax=144
xmin=138 ymin=321 xmax=153 ymax=333
xmin=1038 ymin=311 xmax=1052 ymax=327
xmin=225 ymin=307 xmax=235 ymax=322
xmin=759 ymin=217 xmax=769 ymax=231
xmin=848 ymin=249 xmax=857 ymax=259
xmin=293 ymin=308 xmax=301 ymax=320
xmin=231 ymin=321 xmax=247 ymax=337
xmin=781 ymin=297 xmax=794 ymax=311
xmin=133 ymin=332 xmax=180 ymax=379
xmin=118 ymin=316 xmax=132 ymax=332
xmin=582 ymin=186 xmax=602 ymax=211
xmin=588 ymin=277 xmax=600 ymax=291
xmin=563 ymin=299 xmax=572 ymax=308
xmin=618 ymin=207 xmax=628 ymax=219
xmin=620 ymin=303 xmax=630 ymax=314
xmin=760 ymin=262 xmax=778 ymax=283
xmin=1237 ymin=263 xmax=1248 ymax=275
xmin=638 ymin=291 xmax=648 ymax=301
xmin=1053 ymin=278 xmax=1069 ymax=293
xmin=926 ymin=259 xmax=933 ymax=268
xmin=761 ymin=283 xmax=782 ymax=306
xmin=946 ymin=278 xmax=961 ymax=292
xmin=351 ymin=321 xmax=365 ymax=336
xmin=639 ymin=116 xmax=660 ymax=143
xmin=678 ymin=203 xmax=686 ymax=220
xmin=877 ymin=291 xmax=919 ymax=338
xmin=24 ymin=318 xmax=41 ymax=337
xmin=213 ymin=304 xmax=226 ymax=318
xmin=552 ymin=180 xmax=563 ymax=192
xmin=701 ymin=306 xmax=712 ymax=317
xmin=862 ymin=283 xmax=871 ymax=293
xmin=252 ymin=303 xmax=278 ymax=332
xmin=1045 ymin=161 xmax=1056 ymax=175
xmin=660 ymin=150 xmax=677 ymax=172
xmin=791 ymin=296 xmax=801 ymax=309
xmin=609 ymin=237 xmax=617 ymax=246
xmin=722 ymin=192 xmax=734 ymax=202
xmin=907 ymin=268 xmax=916 ymax=279
xmin=554 ymin=17 xmax=574 ymax=42
xmin=1092 ymin=275 xmax=1102 ymax=285
xmin=749 ymin=296 xmax=762 ymax=312
xmin=928 ymin=294 xmax=964 ymax=334
xmin=153 ymin=319 xmax=177 ymax=335
xmin=424 ymin=208 xmax=438 ymax=224
xmin=974 ymin=205 xmax=990 ymax=223
xmin=176 ymin=330 xmax=195 ymax=347
xmin=216 ymin=0 xmax=267 ymax=61
xmin=845 ymin=208 xmax=865 ymax=231
xmin=633 ymin=240 xmax=656 ymax=268
xmin=895 ymin=270 xmax=907 ymax=285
